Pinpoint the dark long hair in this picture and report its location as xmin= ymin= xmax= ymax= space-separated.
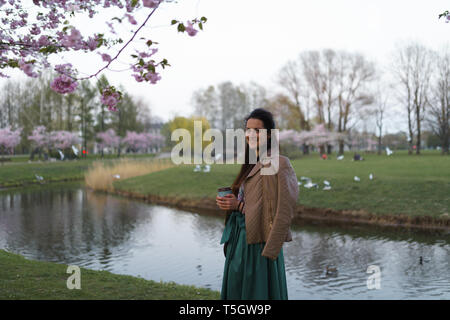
xmin=224 ymin=108 xmax=278 ymax=225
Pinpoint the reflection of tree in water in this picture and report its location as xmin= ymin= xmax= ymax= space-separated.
xmin=0 ymin=186 xmax=153 ymax=268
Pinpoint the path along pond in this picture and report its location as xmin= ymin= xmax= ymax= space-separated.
xmin=1 ymin=182 xmax=449 ymax=299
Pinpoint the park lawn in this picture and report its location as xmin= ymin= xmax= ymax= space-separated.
xmin=0 ymin=160 xmax=91 ymax=188
xmin=0 ymin=154 xmax=157 ymax=188
xmin=113 ymin=150 xmax=450 ymax=218
xmin=0 ymin=249 xmax=220 ymax=300
xmin=1 ymin=153 xmax=158 ymax=163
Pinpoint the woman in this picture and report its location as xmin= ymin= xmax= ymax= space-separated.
xmin=216 ymin=108 xmax=299 ymax=300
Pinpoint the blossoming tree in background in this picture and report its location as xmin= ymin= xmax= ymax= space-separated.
xmin=279 ymin=124 xmax=345 ymax=157
xmin=28 ymin=126 xmax=80 ymax=160
xmin=0 ymin=126 xmax=22 ymax=164
xmin=149 ymin=132 xmax=165 ymax=153
xmin=95 ymin=128 xmax=164 ymax=157
xmin=0 ymin=0 xmax=206 ymax=111
xmin=50 ymin=130 xmax=81 ymax=159
xmin=305 ymin=123 xmax=343 ymax=155
xmin=96 ymin=128 xmax=121 ymax=158
xmin=121 ymin=130 xmax=164 ymax=153
xmin=28 ymin=126 xmax=50 ymax=160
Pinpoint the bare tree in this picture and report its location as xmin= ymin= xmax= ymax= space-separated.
xmin=426 ymin=47 xmax=450 ymax=155
xmin=276 ymin=60 xmax=309 ymax=129
xmin=391 ymin=41 xmax=434 ymax=154
xmin=277 ymin=49 xmax=375 ymax=154
xmin=368 ymin=82 xmax=390 ymax=155
xmin=241 ymin=81 xmax=268 ymax=113
xmin=264 ymin=93 xmax=300 ymax=130
xmin=191 ymin=85 xmax=220 ymax=129
xmin=300 ymin=50 xmax=326 ymax=125
xmin=335 ymin=51 xmax=377 ymax=154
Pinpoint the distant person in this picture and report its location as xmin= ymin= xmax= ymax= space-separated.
xmin=216 ymin=108 xmax=299 ymax=300
xmin=353 ymin=153 xmax=364 ymax=161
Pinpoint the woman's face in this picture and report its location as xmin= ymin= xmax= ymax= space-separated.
xmin=245 ymin=118 xmax=270 ymax=151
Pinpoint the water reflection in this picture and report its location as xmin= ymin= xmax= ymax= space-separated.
xmin=0 ymin=183 xmax=449 ymax=299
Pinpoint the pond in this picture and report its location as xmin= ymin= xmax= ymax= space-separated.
xmin=1 ymin=182 xmax=449 ymax=299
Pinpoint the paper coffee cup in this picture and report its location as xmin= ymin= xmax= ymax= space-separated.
xmin=217 ymin=187 xmax=232 ymax=197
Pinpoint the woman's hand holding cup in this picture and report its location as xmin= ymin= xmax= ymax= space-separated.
xmin=216 ymin=187 xmax=239 ymax=211
xmin=216 ymin=193 xmax=239 ymax=211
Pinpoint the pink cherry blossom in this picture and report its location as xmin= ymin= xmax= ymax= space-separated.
xmin=18 ymin=59 xmax=38 ymax=77
xmin=86 ymin=36 xmax=98 ymax=51
xmin=133 ymin=74 xmax=144 ymax=82
xmin=61 ymin=27 xmax=83 ymax=50
xmin=50 ymin=74 xmax=78 ymax=94
xmin=100 ymin=87 xmax=121 ymax=111
xmin=100 ymin=53 xmax=112 ymax=62
xmin=97 ymin=129 xmax=121 ymax=150
xmin=0 ymin=126 xmax=22 ymax=154
xmin=185 ymin=21 xmax=198 ymax=37
xmin=144 ymin=71 xmax=161 ymax=84
xmin=142 ymin=0 xmax=161 ymax=9
xmin=28 ymin=126 xmax=49 ymax=148
xmin=122 ymin=131 xmax=159 ymax=152
xmin=30 ymin=24 xmax=41 ymax=35
xmin=125 ymin=13 xmax=137 ymax=25
xmin=50 ymin=130 xmax=80 ymax=149
xmin=37 ymin=35 xmax=50 ymax=46
xmin=279 ymin=125 xmax=345 ymax=149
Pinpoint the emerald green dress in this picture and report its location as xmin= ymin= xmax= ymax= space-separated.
xmin=220 ymin=184 xmax=288 ymax=300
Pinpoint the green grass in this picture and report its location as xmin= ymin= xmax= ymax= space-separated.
xmin=0 ymin=154 xmax=157 ymax=188
xmin=0 ymin=249 xmax=220 ymax=300
xmin=1 ymin=153 xmax=157 ymax=163
xmin=113 ymin=150 xmax=450 ymax=218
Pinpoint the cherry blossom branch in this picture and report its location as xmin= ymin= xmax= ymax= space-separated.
xmin=1 ymin=0 xmax=206 ymax=111
xmin=75 ymin=7 xmax=158 ymax=82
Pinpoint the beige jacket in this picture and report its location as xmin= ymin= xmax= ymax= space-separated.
xmin=241 ymin=152 xmax=299 ymax=260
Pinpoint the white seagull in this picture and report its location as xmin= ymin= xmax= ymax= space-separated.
xmin=71 ymin=145 xmax=79 ymax=156
xmin=304 ymin=181 xmax=318 ymax=189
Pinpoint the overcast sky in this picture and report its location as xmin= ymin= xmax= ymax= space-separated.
xmin=2 ymin=0 xmax=449 ymax=134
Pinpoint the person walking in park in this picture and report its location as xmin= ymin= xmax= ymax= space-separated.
xmin=216 ymin=108 xmax=299 ymax=300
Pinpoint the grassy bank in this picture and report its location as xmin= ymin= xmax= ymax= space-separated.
xmin=0 ymin=154 xmax=158 ymax=188
xmin=110 ymin=150 xmax=450 ymax=223
xmin=0 ymin=249 xmax=220 ymax=300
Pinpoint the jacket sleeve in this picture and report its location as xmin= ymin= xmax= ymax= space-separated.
xmin=261 ymin=161 xmax=298 ymax=260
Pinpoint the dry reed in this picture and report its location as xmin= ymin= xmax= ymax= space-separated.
xmin=84 ymin=157 xmax=175 ymax=191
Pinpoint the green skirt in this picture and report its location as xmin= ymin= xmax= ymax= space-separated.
xmin=220 ymin=210 xmax=288 ymax=300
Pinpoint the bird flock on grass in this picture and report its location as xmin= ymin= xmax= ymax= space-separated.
xmin=298 ymin=152 xmax=383 ymax=191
